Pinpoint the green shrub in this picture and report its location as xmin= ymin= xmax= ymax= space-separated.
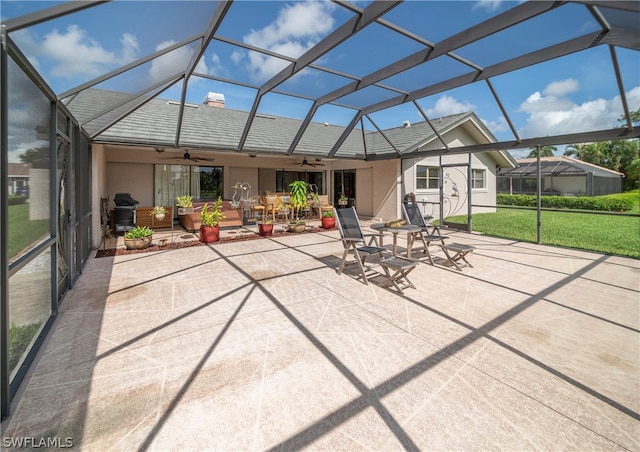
xmin=8 ymin=195 xmax=28 ymax=206
xmin=496 ymin=192 xmax=636 ymax=212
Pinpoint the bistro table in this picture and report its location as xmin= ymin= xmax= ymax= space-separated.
xmin=370 ymin=223 xmax=422 ymax=259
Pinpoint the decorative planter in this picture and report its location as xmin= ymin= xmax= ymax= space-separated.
xmin=124 ymin=236 xmax=152 ymax=250
xmin=178 ymin=207 xmax=194 ymax=216
xmin=288 ymin=223 xmax=305 ymax=233
xmin=444 ymin=222 xmax=468 ymax=231
xmin=321 ymin=217 xmax=336 ymax=229
xmin=155 ymin=213 xmax=165 ymax=221
xmin=199 ymin=225 xmax=220 ymax=243
xmin=258 ymin=223 xmax=273 ymax=236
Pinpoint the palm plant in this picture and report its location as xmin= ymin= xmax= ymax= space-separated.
xmin=289 ymin=180 xmax=308 ymax=221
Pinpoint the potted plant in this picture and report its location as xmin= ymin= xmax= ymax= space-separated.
xmin=321 ymin=210 xmax=336 ymax=229
xmin=150 ymin=205 xmax=166 ymax=221
xmin=338 ymin=193 xmax=348 ymax=207
xmin=199 ymin=197 xmax=225 ymax=243
xmin=288 ymin=219 xmax=306 ymax=233
xmin=289 ymin=180 xmax=308 ymax=229
xmin=176 ymin=195 xmax=193 ymax=215
xmin=255 ymin=218 xmax=274 ymax=237
xmin=123 ymin=225 xmax=153 ymax=250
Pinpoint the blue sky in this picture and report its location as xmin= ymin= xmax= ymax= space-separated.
xmin=3 ymin=0 xmax=639 ymax=158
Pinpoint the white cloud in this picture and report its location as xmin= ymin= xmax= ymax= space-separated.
xmin=518 ymin=84 xmax=640 ymax=138
xmin=425 ymin=94 xmax=509 ymax=134
xmin=208 ymin=53 xmax=226 ymax=78
xmin=426 ymin=95 xmax=475 ymax=117
xmin=244 ymin=1 xmax=335 ymax=51
xmin=10 ymin=26 xmax=139 ymax=80
xmin=543 ymin=78 xmax=579 ymax=97
xmin=482 ymin=116 xmax=509 ymax=133
xmin=149 ymin=40 xmax=209 ymax=84
xmin=236 ymin=1 xmax=336 ymax=82
xmin=473 ymin=0 xmax=504 ymax=12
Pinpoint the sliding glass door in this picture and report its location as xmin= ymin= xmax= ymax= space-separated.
xmin=154 ymin=165 xmax=223 ymax=216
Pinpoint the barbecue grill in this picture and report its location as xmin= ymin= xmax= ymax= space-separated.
xmin=113 ymin=193 xmax=139 ymax=233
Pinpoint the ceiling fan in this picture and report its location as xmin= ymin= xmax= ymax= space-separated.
xmin=298 ymin=158 xmax=325 ymax=167
xmin=158 ymin=150 xmax=215 ymax=163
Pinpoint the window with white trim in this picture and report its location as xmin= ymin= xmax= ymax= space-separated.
xmin=416 ymin=165 xmax=439 ymax=189
xmin=471 ymin=168 xmax=486 ymax=189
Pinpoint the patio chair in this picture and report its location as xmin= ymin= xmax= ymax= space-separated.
xmin=334 ymin=206 xmax=387 ymax=285
xmin=402 ymin=202 xmax=449 ymax=264
xmin=335 ymin=207 xmax=418 ymax=292
xmin=402 ymin=202 xmax=475 ymax=270
xmin=263 ymin=195 xmax=278 ymax=223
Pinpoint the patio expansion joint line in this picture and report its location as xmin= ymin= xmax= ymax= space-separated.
xmin=251 ymin=333 xmax=271 ymax=451
xmin=456 ymin=357 xmax=637 ymax=450
xmin=445 ymin=255 xmax=640 ymax=334
xmin=137 ymin=285 xmax=256 ymax=450
xmin=205 ymin=245 xmax=422 ymax=451
xmin=314 ymin=295 xmax=334 ymax=333
xmin=268 ymin=252 xmax=639 ymax=447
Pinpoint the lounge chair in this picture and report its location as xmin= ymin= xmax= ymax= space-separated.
xmin=402 ymin=202 xmax=449 ymax=264
xmin=402 ymin=202 xmax=474 ymax=270
xmin=334 ymin=207 xmax=386 ymax=285
xmin=335 ymin=207 xmax=418 ymax=292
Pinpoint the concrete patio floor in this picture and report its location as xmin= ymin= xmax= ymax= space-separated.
xmin=2 ymin=224 xmax=639 ymax=451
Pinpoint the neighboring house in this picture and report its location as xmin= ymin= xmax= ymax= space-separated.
xmin=7 ymin=162 xmax=30 ymax=195
xmin=65 ymin=90 xmax=516 ymax=245
xmin=398 ymin=113 xmax=516 ymax=219
xmin=497 ymin=157 xmax=624 ymax=196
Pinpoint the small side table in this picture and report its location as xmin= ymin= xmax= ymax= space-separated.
xmin=370 ymin=223 xmax=422 ymax=259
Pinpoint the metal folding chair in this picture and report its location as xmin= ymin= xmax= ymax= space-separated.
xmin=334 ymin=207 xmax=386 ymax=285
xmin=402 ymin=202 xmax=474 ymax=270
xmin=402 ymin=202 xmax=448 ymax=264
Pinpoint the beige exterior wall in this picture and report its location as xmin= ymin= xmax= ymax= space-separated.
xmin=91 ymin=144 xmax=108 ymax=248
xmin=402 ymin=124 xmax=501 ymax=221
xmin=329 ymin=159 xmax=400 ymax=219
xmin=89 ymin=117 xmax=506 ymax=246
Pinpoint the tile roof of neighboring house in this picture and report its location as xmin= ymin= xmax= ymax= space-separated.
xmin=8 ymin=163 xmax=30 ymax=176
xmin=65 ymin=89 xmax=515 ymax=166
xmin=500 ymin=156 xmax=624 ymax=178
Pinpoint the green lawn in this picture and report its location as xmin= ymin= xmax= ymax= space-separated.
xmin=446 ymin=208 xmax=640 ymax=258
xmin=8 ymin=203 xmax=50 ymax=260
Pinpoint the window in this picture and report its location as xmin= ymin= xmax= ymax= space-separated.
xmin=471 ymin=169 xmax=486 ymax=189
xmin=416 ymin=166 xmax=439 ymax=189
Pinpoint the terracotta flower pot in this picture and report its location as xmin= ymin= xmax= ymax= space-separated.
xmin=321 ymin=217 xmax=336 ymax=229
xmin=199 ymin=225 xmax=220 ymax=243
xmin=258 ymin=223 xmax=273 ymax=236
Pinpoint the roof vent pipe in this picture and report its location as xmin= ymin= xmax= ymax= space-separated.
xmin=403 ymin=120 xmax=411 ymax=128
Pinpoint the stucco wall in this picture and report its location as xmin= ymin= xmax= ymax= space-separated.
xmin=329 ymin=159 xmax=399 ymax=219
xmin=91 ymin=144 xmax=108 ymax=247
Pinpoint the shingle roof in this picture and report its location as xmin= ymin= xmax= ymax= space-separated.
xmin=66 ymin=89 xmax=500 ymax=162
